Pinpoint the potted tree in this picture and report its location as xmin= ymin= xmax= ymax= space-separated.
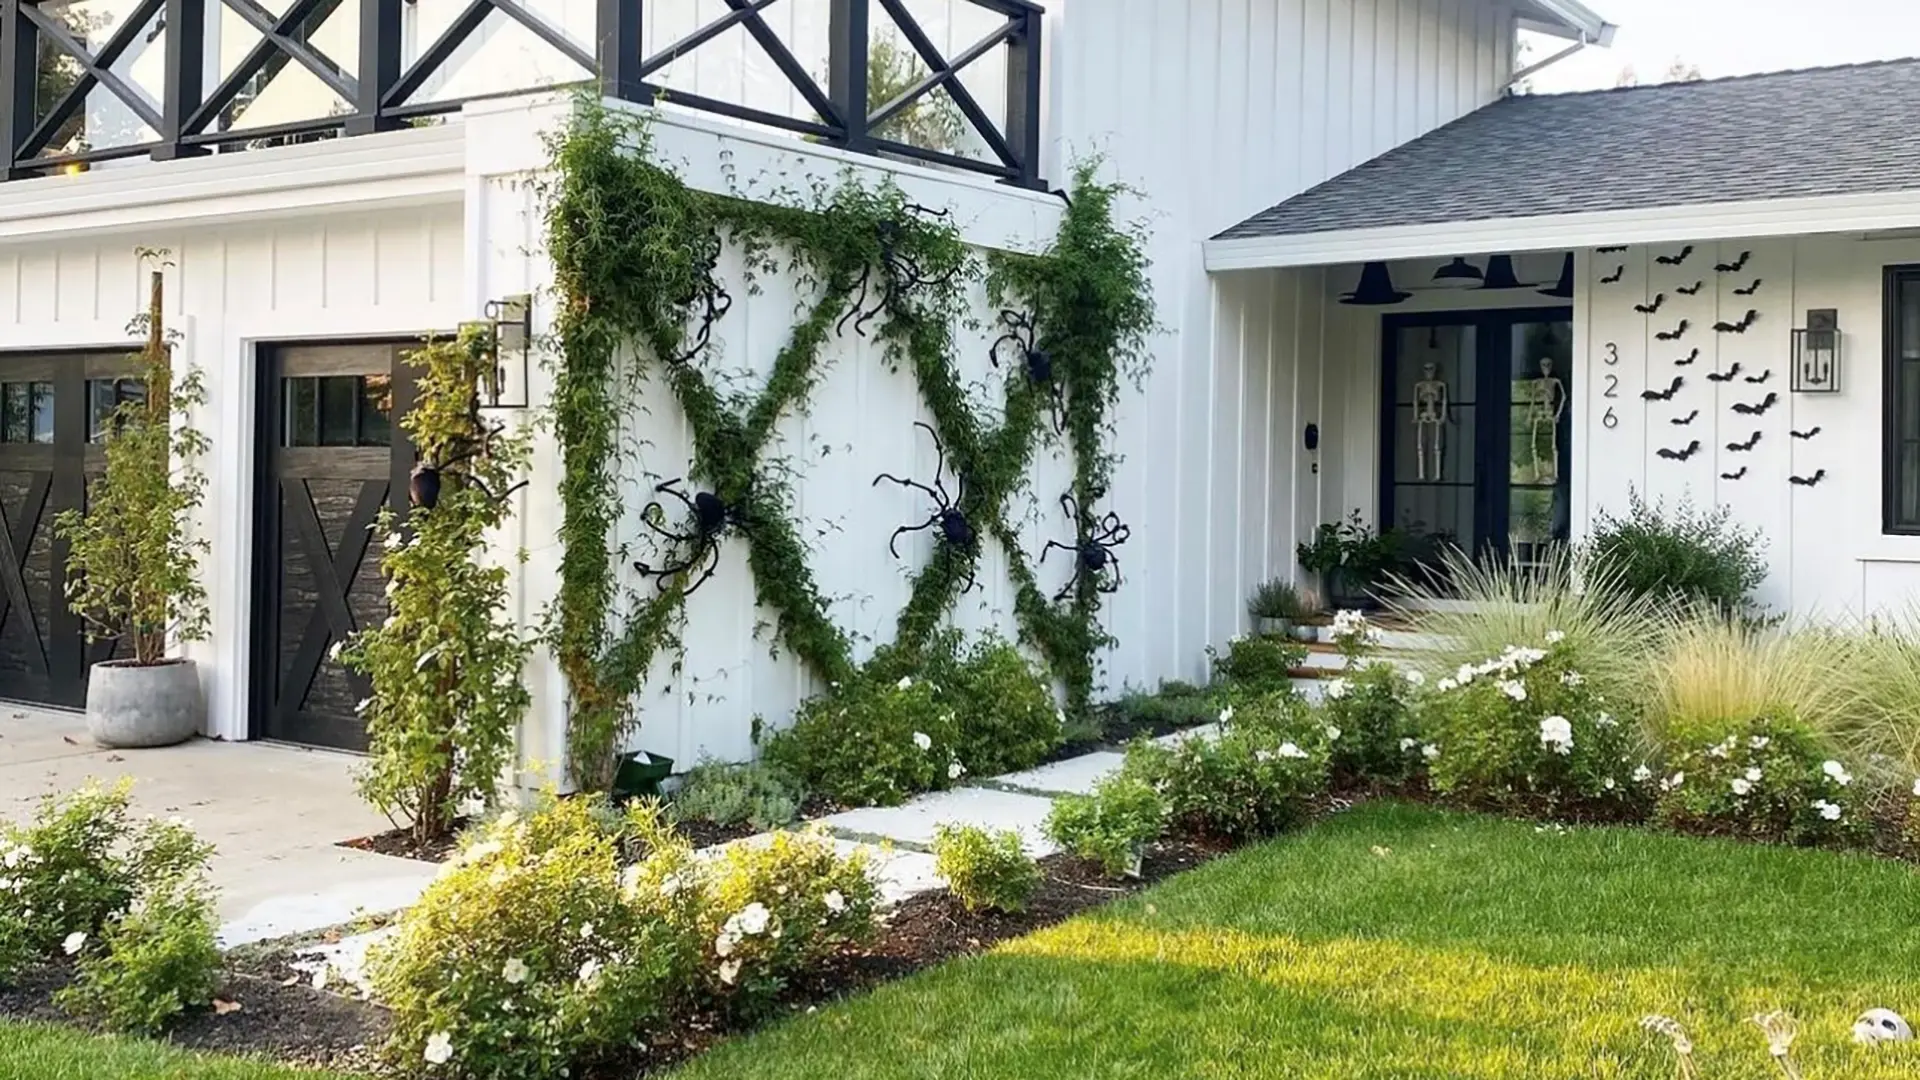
xmin=56 ymin=253 xmax=210 ymax=748
xmin=1297 ymin=511 xmax=1381 ymax=610
xmin=1246 ymin=579 xmax=1305 ymax=637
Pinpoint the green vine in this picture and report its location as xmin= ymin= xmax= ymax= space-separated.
xmin=545 ymin=101 xmax=1153 ymax=788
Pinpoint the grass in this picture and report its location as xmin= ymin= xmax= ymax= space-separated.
xmin=0 ymin=1022 xmax=351 ymax=1079
xmin=1647 ymin=617 xmax=1858 ymax=745
xmin=668 ymin=802 xmax=1920 ymax=1080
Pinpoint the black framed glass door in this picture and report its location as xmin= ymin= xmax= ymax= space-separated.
xmin=1381 ymin=307 xmax=1573 ymax=575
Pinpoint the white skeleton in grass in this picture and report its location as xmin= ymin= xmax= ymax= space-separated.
xmin=1521 ymin=355 xmax=1566 ymax=485
xmin=1854 ymin=1008 xmax=1914 ymax=1045
xmin=1411 ymin=362 xmax=1452 ymax=482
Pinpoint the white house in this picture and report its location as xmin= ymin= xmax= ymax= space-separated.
xmin=46 ymin=0 xmax=1892 ymax=780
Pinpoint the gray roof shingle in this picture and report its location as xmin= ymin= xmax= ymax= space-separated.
xmin=1215 ymin=58 xmax=1920 ymax=241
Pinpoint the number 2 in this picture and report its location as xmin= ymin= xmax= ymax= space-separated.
xmin=1603 ymin=374 xmax=1620 ymax=399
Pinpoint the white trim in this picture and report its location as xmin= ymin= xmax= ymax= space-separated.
xmin=1518 ymin=0 xmax=1616 ymax=45
xmin=0 ymin=126 xmax=465 ymax=244
xmin=1204 ymin=188 xmax=1920 ymax=271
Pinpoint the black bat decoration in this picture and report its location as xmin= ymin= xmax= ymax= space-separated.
xmin=1634 ymin=294 xmax=1667 ymax=315
xmin=1597 ymin=245 xmax=1628 ymax=253
xmin=1600 ymin=265 xmax=1625 ymax=284
xmin=1656 ymin=319 xmax=1691 ymax=341
xmin=1641 ymin=376 xmax=1684 ymax=401
xmin=1790 ymin=470 xmax=1828 ymax=487
xmin=1733 ymin=279 xmax=1763 ymax=296
xmin=1725 ymin=431 xmax=1762 ymax=452
xmin=1715 ymin=251 xmax=1752 ymax=273
xmin=1657 ymin=245 xmax=1695 ymax=266
xmin=1713 ymin=310 xmax=1760 ymax=334
xmin=1675 ymin=348 xmax=1700 ymax=366
xmin=1671 ymin=410 xmax=1700 ymax=425
xmin=1791 ymin=427 xmax=1822 ymax=440
xmin=1676 ymin=281 xmax=1704 ymax=296
xmin=1721 ymin=467 xmax=1748 ymax=481
xmin=1657 ymin=440 xmax=1703 ymax=461
xmin=1706 ymin=363 xmax=1743 ymax=382
xmin=1732 ymin=392 xmax=1780 ymax=416
xmin=1744 ymin=369 xmax=1771 ymax=384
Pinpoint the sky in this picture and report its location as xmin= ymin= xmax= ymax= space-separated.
xmin=1524 ymin=0 xmax=1920 ymax=94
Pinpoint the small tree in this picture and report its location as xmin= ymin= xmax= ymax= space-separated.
xmin=342 ymin=328 xmax=532 ymax=843
xmin=56 ymin=250 xmax=210 ymax=666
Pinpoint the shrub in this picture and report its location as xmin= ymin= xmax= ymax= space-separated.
xmin=1817 ymin=614 xmax=1920 ymax=785
xmin=931 ymin=825 xmax=1040 ymax=914
xmin=1647 ymin=619 xmax=1856 ymax=748
xmin=55 ymin=874 xmax=221 ymax=1034
xmin=1044 ymin=775 xmax=1166 ymax=878
xmin=1589 ymin=490 xmax=1767 ymax=614
xmin=1126 ymin=711 xmax=1329 ymax=841
xmin=1321 ymin=661 xmax=1425 ymax=789
xmin=1103 ymin=681 xmax=1221 ymax=737
xmin=670 ymin=761 xmax=805 ymax=833
xmin=1654 ymin=715 xmax=1870 ymax=847
xmin=1210 ymin=634 xmax=1306 ymax=695
xmin=1247 ymin=579 xmax=1304 ymax=621
xmin=1422 ymin=634 xmax=1653 ymax=818
xmin=764 ymin=672 xmax=961 ymax=806
xmin=943 ymin=635 xmax=1063 ymax=777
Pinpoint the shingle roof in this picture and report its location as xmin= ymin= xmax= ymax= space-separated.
xmin=1215 ymin=58 xmax=1920 ymax=241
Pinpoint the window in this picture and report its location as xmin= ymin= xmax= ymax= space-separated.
xmin=280 ymin=375 xmax=393 ymax=448
xmin=1888 ymin=267 xmax=1920 ymax=532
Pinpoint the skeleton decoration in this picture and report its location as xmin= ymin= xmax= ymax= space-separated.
xmin=1411 ymin=362 xmax=1452 ymax=481
xmin=1853 ymin=1009 xmax=1914 ymax=1045
xmin=1521 ymin=355 xmax=1566 ymax=484
xmin=838 ymin=205 xmax=958 ymax=338
xmin=1040 ymin=493 xmax=1130 ymax=601
xmin=631 ymin=478 xmax=754 ymax=597
xmin=991 ymin=309 xmax=1064 ymax=432
xmin=873 ymin=421 xmax=980 ymax=592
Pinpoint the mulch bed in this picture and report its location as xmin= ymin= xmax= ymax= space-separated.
xmin=338 ymin=819 xmax=470 ymax=864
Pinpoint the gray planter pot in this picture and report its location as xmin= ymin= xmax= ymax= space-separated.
xmin=1288 ymin=623 xmax=1320 ymax=644
xmin=86 ymin=659 xmax=204 ymax=749
xmin=1255 ymin=616 xmax=1293 ymax=637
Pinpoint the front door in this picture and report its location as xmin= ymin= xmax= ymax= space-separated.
xmin=252 ymin=343 xmax=416 ymax=749
xmin=1381 ymin=308 xmax=1574 ymax=576
xmin=0 ymin=353 xmax=137 ymax=708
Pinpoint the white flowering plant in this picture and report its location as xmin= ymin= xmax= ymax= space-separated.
xmin=1123 ymin=698 xmax=1330 ymax=841
xmin=1209 ymin=633 xmax=1308 ymax=696
xmin=1320 ymin=661 xmax=1425 ymax=789
xmin=1044 ymin=774 xmax=1167 ymax=878
xmin=763 ymin=667 xmax=961 ymax=807
xmin=54 ymin=870 xmax=221 ymax=1035
xmin=931 ymin=825 xmax=1040 ymax=914
xmin=1653 ymin=715 xmax=1870 ymax=847
xmin=1328 ymin=609 xmax=1383 ymax=663
xmin=938 ymin=634 xmax=1063 ymax=777
xmin=1422 ymin=636 xmax=1650 ymax=818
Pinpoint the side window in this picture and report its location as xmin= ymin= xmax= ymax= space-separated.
xmin=1887 ymin=268 xmax=1920 ymax=533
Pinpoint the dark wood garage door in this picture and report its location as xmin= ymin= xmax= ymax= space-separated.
xmin=0 ymin=353 xmax=137 ymax=708
xmin=252 ymin=343 xmax=417 ymax=750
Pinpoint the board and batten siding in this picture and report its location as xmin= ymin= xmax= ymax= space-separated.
xmin=0 ymin=205 xmax=467 ymax=742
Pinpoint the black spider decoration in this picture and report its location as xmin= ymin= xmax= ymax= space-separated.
xmin=838 ymin=205 xmax=959 ymax=338
xmin=991 ymin=309 xmax=1064 ymax=432
xmin=631 ymin=478 xmax=754 ymax=597
xmin=668 ymin=229 xmax=734 ymax=365
xmin=1039 ymin=494 xmax=1131 ymax=602
xmin=407 ymin=408 xmax=526 ymax=511
xmin=873 ymin=421 xmax=980 ymax=592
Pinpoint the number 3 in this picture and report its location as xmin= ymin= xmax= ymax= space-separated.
xmin=1603 ymin=343 xmax=1620 ymax=366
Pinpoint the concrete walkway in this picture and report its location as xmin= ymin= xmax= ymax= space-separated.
xmin=0 ymin=705 xmax=437 ymax=947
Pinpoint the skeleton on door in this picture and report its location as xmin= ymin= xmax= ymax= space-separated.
xmin=1412 ymin=362 xmax=1452 ymax=481
xmin=1521 ymin=356 xmax=1566 ymax=484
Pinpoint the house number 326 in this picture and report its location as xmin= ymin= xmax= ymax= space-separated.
xmin=1602 ymin=343 xmax=1620 ymax=428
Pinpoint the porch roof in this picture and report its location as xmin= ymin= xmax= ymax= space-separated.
xmin=1209 ymin=58 xmax=1920 ymax=271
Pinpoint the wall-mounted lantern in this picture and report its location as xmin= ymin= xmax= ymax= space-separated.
xmin=463 ymin=294 xmax=532 ymax=408
xmin=1791 ymin=309 xmax=1841 ymax=393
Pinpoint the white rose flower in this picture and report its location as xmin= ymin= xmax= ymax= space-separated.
xmin=1324 ymin=725 xmax=1342 ymax=742
xmin=823 ymin=890 xmax=846 ymax=914
xmin=423 ymin=1031 xmax=454 ymax=1066
xmin=1421 ymin=743 xmax=1442 ymax=762
xmin=502 ymin=958 xmax=529 ymax=984
xmin=577 ymin=959 xmax=602 ymax=984
xmin=1603 ymin=777 xmax=1617 ymax=791
xmin=1275 ymin=742 xmax=1309 ymax=760
xmin=1660 ymin=771 xmax=1686 ymax=792
xmin=1402 ymin=669 xmax=1425 ymax=686
xmin=1822 ymin=760 xmax=1853 ymax=787
xmin=1218 ymin=705 xmax=1235 ymax=724
xmin=1399 ymin=737 xmax=1419 ymax=752
xmin=1912 ymin=777 xmax=1920 ymax=798
xmin=354 ymin=697 xmax=374 ymax=715
xmin=1561 ymin=670 xmax=1585 ymax=687
xmin=1545 ymin=630 xmax=1566 ymax=644
xmin=1632 ymin=765 xmax=1654 ymax=783
xmin=1538 ymin=716 xmax=1574 ymax=755
xmin=1744 ymin=767 xmax=1763 ymax=783
xmin=912 ymin=731 xmax=933 ymax=752
xmin=735 ymin=902 xmax=772 ymax=936
xmin=719 ymin=958 xmax=742 ymax=985
xmin=1436 ymin=677 xmax=1457 ymax=692
xmin=327 ymin=640 xmax=344 ymax=661
xmin=1498 ymin=679 xmax=1527 ymax=702
xmin=1324 ymin=679 xmax=1348 ymax=701
xmin=1730 ymin=778 xmax=1753 ymax=796
xmin=1594 ymin=712 xmax=1617 ymax=728
xmin=62 ymin=932 xmax=86 ymax=956
xmin=948 ymin=760 xmax=966 ymax=780
xmin=1750 ymin=735 xmax=1772 ymax=750
xmin=714 ymin=931 xmax=737 ymax=958
xmin=580 ymin=922 xmax=594 ymax=940
xmin=1813 ymin=799 xmax=1843 ymax=822
xmin=896 ymin=676 xmax=913 ymax=691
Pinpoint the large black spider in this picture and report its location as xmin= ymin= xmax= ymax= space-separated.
xmin=873 ymin=421 xmax=980 ymax=592
xmin=669 ymin=229 xmax=733 ymax=365
xmin=631 ymin=478 xmax=753 ymax=596
xmin=1040 ymin=493 xmax=1130 ymax=602
xmin=407 ymin=405 xmax=526 ymax=511
xmin=990 ymin=309 xmax=1064 ymax=433
xmin=837 ymin=204 xmax=958 ymax=338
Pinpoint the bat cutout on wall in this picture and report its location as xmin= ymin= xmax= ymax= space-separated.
xmin=1744 ymin=369 xmax=1772 ymax=384
xmin=1675 ymin=348 xmax=1700 ymax=366
xmin=1657 ymin=440 xmax=1703 ymax=461
xmin=1732 ymin=392 xmax=1780 ymax=415
xmin=1734 ymin=279 xmax=1763 ymax=296
xmin=1676 ymin=281 xmax=1704 ymax=296
xmin=1656 ymin=319 xmax=1691 ymax=341
xmin=1597 ymin=245 xmax=1628 ymax=253
xmin=1671 ymin=410 xmax=1700 ymax=425
xmin=1600 ymin=265 xmax=1625 ymax=284
xmin=1657 ymin=245 xmax=1695 ymax=266
xmin=1790 ymin=470 xmax=1828 ymax=487
xmin=1715 ymin=251 xmax=1752 ymax=273
xmin=1721 ymin=467 xmax=1748 ymax=481
xmin=1635 ymin=294 xmax=1667 ymax=315
xmin=1641 ymin=377 xmax=1684 ymax=401
xmin=1791 ymin=427 xmax=1822 ymax=440
xmin=1706 ymin=363 xmax=1743 ymax=382
xmin=1725 ymin=431 xmax=1762 ymax=452
xmin=1714 ymin=310 xmax=1760 ymax=334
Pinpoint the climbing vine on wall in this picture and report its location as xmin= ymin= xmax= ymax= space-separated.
xmin=544 ymin=100 xmax=1154 ymax=790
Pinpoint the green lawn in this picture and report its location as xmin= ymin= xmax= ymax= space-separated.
xmin=670 ymin=803 xmax=1920 ymax=1079
xmin=0 ymin=1023 xmax=349 ymax=1080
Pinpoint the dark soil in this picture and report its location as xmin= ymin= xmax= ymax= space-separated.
xmin=338 ymin=819 xmax=469 ymax=864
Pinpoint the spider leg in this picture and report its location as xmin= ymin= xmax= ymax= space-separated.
xmin=654 ymin=479 xmax=698 ymax=516
xmin=872 ymin=473 xmax=944 ymax=505
xmin=989 ymin=330 xmax=1026 ymax=370
xmin=1052 ymin=575 xmax=1075 ymax=603
xmin=1099 ymin=551 xmax=1123 ymax=594
xmin=682 ymin=541 xmax=722 ymax=597
xmin=957 ymin=551 xmax=980 ymax=594
xmin=1039 ymin=539 xmax=1075 ymax=565
xmin=641 ymin=503 xmax=700 ymax=546
xmin=1058 ymin=493 xmax=1081 ymax=526
xmin=888 ymin=514 xmax=940 ymax=559
xmin=836 ymin=264 xmax=873 ymax=337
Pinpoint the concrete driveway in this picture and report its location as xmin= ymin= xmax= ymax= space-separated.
xmin=0 ymin=704 xmax=437 ymax=947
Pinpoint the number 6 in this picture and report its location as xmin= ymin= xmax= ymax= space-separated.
xmin=1603 ymin=407 xmax=1619 ymax=429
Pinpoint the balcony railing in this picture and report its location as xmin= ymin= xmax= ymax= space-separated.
xmin=0 ymin=0 xmax=1045 ymax=186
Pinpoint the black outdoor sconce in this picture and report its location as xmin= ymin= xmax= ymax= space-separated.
xmin=1791 ymin=309 xmax=1841 ymax=393
xmin=463 ymin=294 xmax=532 ymax=409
